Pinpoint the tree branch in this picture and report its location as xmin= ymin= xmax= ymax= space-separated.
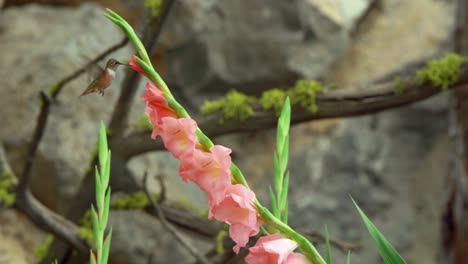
xmin=142 ymin=172 xmax=211 ymax=264
xmin=15 ymin=190 xmax=88 ymax=253
xmin=144 ymin=200 xmax=221 ymax=239
xmin=0 ymin=144 xmax=87 ymax=254
xmin=117 ymin=65 xmax=468 ymax=158
xmin=17 ymin=91 xmax=51 ymax=197
xmin=301 ymin=229 xmax=363 ymax=253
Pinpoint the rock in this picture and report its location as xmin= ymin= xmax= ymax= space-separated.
xmin=212 ymin=0 xmax=453 ymax=263
xmin=0 ymin=209 xmax=46 ymax=264
xmin=0 ymin=3 xmax=133 ymax=210
xmin=161 ymin=0 xmax=374 ymax=106
xmin=109 ymin=210 xmax=211 ymax=264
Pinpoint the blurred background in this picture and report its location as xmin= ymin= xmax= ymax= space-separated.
xmin=0 ymin=0 xmax=464 ymax=263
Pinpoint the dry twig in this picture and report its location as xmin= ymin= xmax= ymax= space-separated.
xmin=142 ymin=172 xmax=211 ymax=264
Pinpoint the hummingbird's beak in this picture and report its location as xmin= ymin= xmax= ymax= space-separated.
xmin=117 ymin=62 xmax=130 ymax=66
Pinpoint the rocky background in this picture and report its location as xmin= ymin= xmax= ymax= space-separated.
xmin=0 ymin=0 xmax=457 ymax=263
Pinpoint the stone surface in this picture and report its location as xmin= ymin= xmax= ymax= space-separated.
xmin=326 ymin=0 xmax=453 ymax=86
xmin=161 ymin=0 xmax=374 ymax=107
xmin=0 ymin=0 xmax=456 ymax=263
xmin=109 ymin=210 xmax=211 ymax=264
xmin=213 ymin=0 xmax=453 ymax=263
xmin=0 ymin=209 xmax=46 ymax=264
xmin=0 ymin=3 xmax=133 ymax=211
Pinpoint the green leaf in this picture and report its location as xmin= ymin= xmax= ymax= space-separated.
xmin=269 ymin=186 xmax=278 ymax=218
xmin=279 ymin=97 xmax=291 ymax=132
xmin=273 ymin=153 xmax=281 ymax=194
xmin=352 ymin=199 xmax=407 ymax=264
xmin=90 ymin=250 xmax=97 ymax=264
xmin=346 ymin=251 xmax=351 ymax=264
xmin=105 ymin=9 xmax=150 ymax=63
xmin=325 ymin=225 xmax=332 ymax=264
xmin=95 ymin=168 xmax=103 ymax=212
xmin=98 ymin=121 xmax=108 ymax=170
xmin=101 ymin=150 xmax=111 ymax=190
xmin=101 ymin=187 xmax=111 ymax=228
xmin=280 ymin=138 xmax=289 ymax=172
xmin=101 ymin=228 xmax=113 ymax=264
xmin=91 ymin=206 xmax=101 ymax=248
xmin=279 ymin=172 xmax=289 ymax=223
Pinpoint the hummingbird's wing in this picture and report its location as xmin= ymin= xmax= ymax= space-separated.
xmin=79 ymin=53 xmax=105 ymax=81
xmin=86 ymin=63 xmax=104 ymax=82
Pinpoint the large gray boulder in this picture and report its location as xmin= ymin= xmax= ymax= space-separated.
xmin=161 ymin=0 xmax=374 ymax=106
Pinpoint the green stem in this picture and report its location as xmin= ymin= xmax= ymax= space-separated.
xmin=256 ymin=201 xmax=326 ymax=264
xmin=105 ymin=9 xmax=325 ymax=264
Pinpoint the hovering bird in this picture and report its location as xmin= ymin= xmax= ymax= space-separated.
xmin=80 ymin=58 xmax=128 ymax=96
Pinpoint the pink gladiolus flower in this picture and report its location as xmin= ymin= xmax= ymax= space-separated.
xmin=284 ymin=253 xmax=308 ymax=263
xmin=142 ymin=82 xmax=177 ymax=138
xmin=209 ymin=184 xmax=260 ymax=253
xmin=159 ymin=117 xmax=198 ymax=159
xmin=130 ymin=55 xmax=146 ymax=76
xmin=179 ymin=145 xmax=232 ymax=200
xmin=245 ymin=233 xmax=308 ymax=264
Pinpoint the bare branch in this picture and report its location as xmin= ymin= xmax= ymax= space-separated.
xmin=0 ymin=145 xmax=15 ymax=184
xmin=142 ymin=172 xmax=211 ymax=264
xmin=117 ymin=65 xmax=468 ymax=158
xmin=15 ymin=190 xmax=88 ymax=253
xmin=145 ymin=203 xmax=221 ymax=238
xmin=0 ymin=145 xmax=87 ymax=253
xmin=301 ymin=229 xmax=363 ymax=253
xmin=17 ymin=91 xmax=51 ymax=194
xmin=156 ymin=174 xmax=167 ymax=203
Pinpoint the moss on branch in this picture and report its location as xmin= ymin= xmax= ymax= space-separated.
xmin=201 ymin=80 xmax=324 ymax=123
xmin=417 ymin=53 xmax=465 ymax=90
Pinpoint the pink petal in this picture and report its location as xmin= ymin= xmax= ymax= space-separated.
xmin=160 ymin=117 xmax=198 ymax=159
xmin=130 ymin=55 xmax=146 ymax=76
xmin=284 ymin=253 xmax=309 ymax=264
xmin=230 ymin=223 xmax=258 ymax=254
xmin=179 ymin=146 xmax=233 ymax=199
xmin=142 ymin=82 xmax=177 ymax=139
xmin=245 ymin=234 xmax=300 ymax=264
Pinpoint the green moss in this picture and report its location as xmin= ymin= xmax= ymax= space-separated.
xmin=288 ymin=80 xmax=323 ymax=113
xmin=199 ymin=80 xmax=324 ymax=120
xmin=0 ymin=172 xmax=16 ymax=207
xmin=47 ymin=82 xmax=60 ymax=96
xmin=393 ymin=76 xmax=406 ymax=95
xmin=215 ymin=229 xmax=228 ymax=256
xmin=78 ymin=210 xmax=94 ymax=245
xmin=328 ymin=83 xmax=338 ymax=90
xmin=260 ymin=88 xmax=288 ymax=116
xmin=417 ymin=53 xmax=465 ymax=90
xmin=111 ymin=191 xmax=160 ymax=210
xmin=201 ymin=90 xmax=257 ymax=123
xmin=136 ymin=114 xmax=153 ymax=131
xmin=34 ymin=235 xmax=54 ymax=264
xmin=145 ymin=0 xmax=162 ymax=17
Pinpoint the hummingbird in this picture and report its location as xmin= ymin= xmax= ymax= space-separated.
xmin=80 ymin=58 xmax=128 ymax=96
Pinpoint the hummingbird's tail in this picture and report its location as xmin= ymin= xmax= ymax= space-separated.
xmin=79 ymin=87 xmax=95 ymax=97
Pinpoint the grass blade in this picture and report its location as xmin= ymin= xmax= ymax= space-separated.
xmin=325 ymin=225 xmax=332 ymax=264
xmin=352 ymin=199 xmax=407 ymax=264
